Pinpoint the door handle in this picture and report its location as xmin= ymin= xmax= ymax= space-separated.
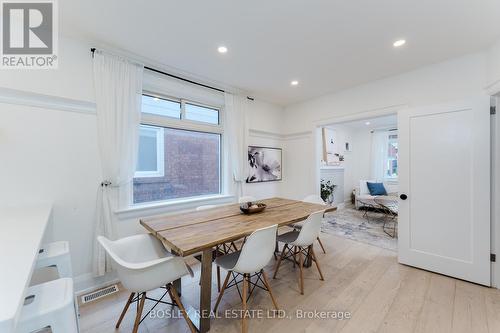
xmin=400 ymin=194 xmax=408 ymax=200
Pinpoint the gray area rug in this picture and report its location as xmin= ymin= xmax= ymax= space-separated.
xmin=322 ymin=206 xmax=398 ymax=251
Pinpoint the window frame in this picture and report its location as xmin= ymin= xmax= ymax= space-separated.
xmin=184 ymin=101 xmax=220 ymax=125
xmin=141 ymin=93 xmax=182 ymax=119
xmin=134 ymin=125 xmax=165 ymax=178
xmin=384 ymin=132 xmax=398 ymax=181
xmin=130 ymin=91 xmax=225 ymax=207
xmin=141 ymin=91 xmax=223 ymax=134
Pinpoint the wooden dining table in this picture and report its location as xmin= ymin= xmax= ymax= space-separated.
xmin=140 ymin=197 xmax=332 ymax=333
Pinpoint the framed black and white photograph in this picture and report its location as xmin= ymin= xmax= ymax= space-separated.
xmin=246 ymin=146 xmax=282 ymax=183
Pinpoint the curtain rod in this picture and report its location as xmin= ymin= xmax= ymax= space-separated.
xmin=90 ymin=48 xmax=225 ymax=94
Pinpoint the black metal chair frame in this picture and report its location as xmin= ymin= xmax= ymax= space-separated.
xmin=222 ymin=270 xmax=271 ymax=302
xmin=373 ymin=196 xmax=398 ymax=238
xmin=132 ymin=285 xmax=177 ymax=326
xmin=115 ymin=283 xmax=196 ymax=333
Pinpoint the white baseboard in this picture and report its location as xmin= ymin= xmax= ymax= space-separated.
xmin=73 ymin=271 xmax=118 ymax=296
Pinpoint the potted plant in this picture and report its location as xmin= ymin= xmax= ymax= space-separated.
xmin=320 ymin=179 xmax=337 ymax=205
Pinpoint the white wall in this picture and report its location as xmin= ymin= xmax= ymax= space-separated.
xmin=282 ymin=52 xmax=489 ymax=200
xmin=0 ymin=37 xmax=285 ymax=292
xmin=3 ymin=35 xmax=500 ymax=291
xmin=0 ymin=37 xmax=102 ymax=290
xmin=322 ymin=127 xmax=353 ymax=164
xmin=492 ymin=96 xmax=500 ymax=288
xmin=285 ymin=52 xmax=488 ymax=133
xmin=240 ymin=98 xmax=287 ymax=199
xmin=0 ymin=38 xmax=95 ymax=102
xmin=487 ymin=40 xmax=500 ymax=289
xmin=0 ymin=103 xmax=101 ymax=286
xmin=322 ymin=125 xmax=372 ymax=201
xmin=243 ymin=99 xmax=286 ymax=199
xmin=323 ymin=123 xmax=399 ymax=203
xmin=281 ymin=133 xmax=315 ymax=199
xmin=282 ymin=48 xmax=500 ymax=288
xmin=487 ymin=39 xmax=500 ymax=91
xmin=346 ymin=128 xmax=372 ymax=198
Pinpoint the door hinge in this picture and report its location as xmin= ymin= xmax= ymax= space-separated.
xmin=491 ymin=253 xmax=496 ymax=262
xmin=491 ymin=106 xmax=496 ymax=115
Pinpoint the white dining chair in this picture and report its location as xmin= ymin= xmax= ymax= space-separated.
xmin=196 ymin=204 xmax=238 ymax=292
xmin=237 ymin=196 xmax=258 ymax=255
xmin=293 ymin=195 xmax=327 ymax=254
xmin=213 ymin=224 xmax=279 ymax=333
xmin=97 ymin=234 xmax=196 ymax=333
xmin=273 ymin=210 xmax=325 ymax=295
xmin=238 ymin=195 xmax=256 ymax=204
xmin=302 ymin=194 xmax=325 ymax=205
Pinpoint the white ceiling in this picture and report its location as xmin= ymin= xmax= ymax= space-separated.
xmin=61 ymin=0 xmax=500 ymax=106
xmin=329 ymin=115 xmax=398 ymax=131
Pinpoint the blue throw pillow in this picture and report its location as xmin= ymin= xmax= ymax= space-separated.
xmin=366 ymin=182 xmax=387 ymax=196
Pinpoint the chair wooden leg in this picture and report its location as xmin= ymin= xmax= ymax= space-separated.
xmin=242 ymin=274 xmax=248 ymax=333
xmin=116 ymin=292 xmax=135 ymax=328
xmin=298 ymin=249 xmax=304 ymax=295
xmin=274 ymin=239 xmax=279 ymax=260
xmin=261 ymin=270 xmax=279 ymax=310
xmin=132 ymin=292 xmax=146 ymax=333
xmin=316 ymin=236 xmax=326 ymax=254
xmin=217 ymin=266 xmax=221 ymax=292
xmin=168 ymin=285 xmax=197 ymax=333
xmin=293 ymin=246 xmax=297 ymax=268
xmin=310 ymin=246 xmax=324 ymax=280
xmin=273 ymin=244 xmax=287 ymax=279
xmin=214 ymin=270 xmax=231 ymax=312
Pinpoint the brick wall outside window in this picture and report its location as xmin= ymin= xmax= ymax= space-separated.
xmin=133 ymin=127 xmax=220 ymax=204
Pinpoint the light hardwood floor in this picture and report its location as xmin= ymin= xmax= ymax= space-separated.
xmin=79 ymin=233 xmax=500 ymax=333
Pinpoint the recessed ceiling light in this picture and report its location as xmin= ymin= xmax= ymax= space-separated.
xmin=365 ymin=121 xmax=371 ymax=125
xmin=217 ymin=46 xmax=228 ymax=54
xmin=291 ymin=80 xmax=299 ymax=86
xmin=393 ymin=39 xmax=406 ymax=47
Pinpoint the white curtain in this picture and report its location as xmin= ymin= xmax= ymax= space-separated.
xmin=370 ymin=130 xmax=389 ymax=181
xmin=92 ymin=51 xmax=143 ymax=276
xmin=224 ymin=93 xmax=248 ymax=196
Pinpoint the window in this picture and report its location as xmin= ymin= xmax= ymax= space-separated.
xmin=185 ymin=103 xmax=219 ymax=124
xmin=385 ymin=133 xmax=398 ymax=179
xmin=133 ymin=94 xmax=222 ymax=205
xmin=142 ymin=94 xmax=181 ymax=119
xmin=135 ymin=125 xmax=164 ymax=178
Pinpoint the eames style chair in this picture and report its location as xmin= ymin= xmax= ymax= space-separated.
xmin=293 ymin=194 xmax=328 ymax=253
xmin=213 ymin=225 xmax=279 ymax=333
xmin=196 ymin=204 xmax=238 ymax=292
xmin=274 ymin=210 xmax=325 ymax=295
xmin=97 ymin=234 xmax=196 ymax=333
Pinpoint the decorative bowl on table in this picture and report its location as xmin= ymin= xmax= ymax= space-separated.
xmin=239 ymin=202 xmax=267 ymax=214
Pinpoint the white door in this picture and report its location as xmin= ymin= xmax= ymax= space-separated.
xmin=398 ymin=96 xmax=491 ymax=286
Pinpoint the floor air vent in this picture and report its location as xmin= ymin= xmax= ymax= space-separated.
xmin=81 ymin=284 xmax=119 ymax=304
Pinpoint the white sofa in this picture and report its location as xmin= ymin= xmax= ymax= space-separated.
xmin=355 ymin=180 xmax=398 ymax=209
